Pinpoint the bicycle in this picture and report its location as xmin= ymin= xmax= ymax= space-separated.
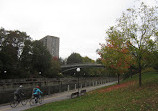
xmin=10 ymin=93 xmax=27 ymax=108
xmin=29 ymin=94 xmax=44 ymax=106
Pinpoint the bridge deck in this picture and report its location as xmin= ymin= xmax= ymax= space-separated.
xmin=61 ymin=63 xmax=105 ymax=72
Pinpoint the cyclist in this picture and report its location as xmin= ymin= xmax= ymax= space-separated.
xmin=14 ymin=85 xmax=24 ymax=102
xmin=33 ymin=86 xmax=43 ymax=103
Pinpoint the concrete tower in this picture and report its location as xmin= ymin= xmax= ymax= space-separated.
xmin=40 ymin=35 xmax=59 ymax=58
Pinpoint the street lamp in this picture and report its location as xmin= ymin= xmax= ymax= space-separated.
xmin=76 ymin=68 xmax=80 ymax=93
xmin=38 ymin=72 xmax=42 ymax=87
xmin=76 ymin=68 xmax=80 ymax=72
xmin=4 ymin=71 xmax=7 ymax=78
xmin=4 ymin=71 xmax=7 ymax=74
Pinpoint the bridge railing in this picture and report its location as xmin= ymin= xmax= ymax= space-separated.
xmin=61 ymin=63 xmax=105 ymax=68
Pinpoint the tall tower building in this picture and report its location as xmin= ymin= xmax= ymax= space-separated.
xmin=40 ymin=35 xmax=59 ymax=58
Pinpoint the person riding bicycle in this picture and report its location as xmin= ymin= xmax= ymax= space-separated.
xmin=33 ymin=86 xmax=43 ymax=103
xmin=14 ymin=85 xmax=24 ymax=102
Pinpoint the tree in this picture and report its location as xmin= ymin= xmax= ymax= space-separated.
xmin=82 ymin=56 xmax=95 ymax=63
xmin=20 ymin=40 xmax=33 ymax=77
xmin=59 ymin=57 xmax=67 ymax=65
xmin=32 ymin=40 xmax=52 ymax=77
xmin=82 ymin=56 xmax=95 ymax=77
xmin=3 ymin=30 xmax=30 ymax=57
xmin=152 ymin=51 xmax=158 ymax=70
xmin=0 ymin=28 xmax=30 ymax=78
xmin=48 ymin=57 xmax=61 ymax=78
xmin=67 ymin=52 xmax=83 ymax=64
xmin=117 ymin=2 xmax=158 ymax=86
xmin=0 ymin=28 xmax=62 ymax=78
xmin=0 ymin=44 xmax=18 ymax=78
xmin=98 ymin=27 xmax=134 ymax=84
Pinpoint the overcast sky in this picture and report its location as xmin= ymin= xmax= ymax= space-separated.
xmin=0 ymin=0 xmax=157 ymax=60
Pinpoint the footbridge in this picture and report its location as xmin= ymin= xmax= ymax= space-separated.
xmin=61 ymin=63 xmax=105 ymax=72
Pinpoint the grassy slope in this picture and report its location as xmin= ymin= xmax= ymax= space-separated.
xmin=26 ymin=72 xmax=158 ymax=111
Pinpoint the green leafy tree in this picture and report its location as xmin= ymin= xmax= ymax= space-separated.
xmin=82 ymin=56 xmax=102 ymax=77
xmin=82 ymin=56 xmax=93 ymax=77
xmin=48 ymin=57 xmax=61 ymax=78
xmin=152 ymin=51 xmax=158 ymax=70
xmin=59 ymin=57 xmax=67 ymax=65
xmin=0 ymin=28 xmax=30 ymax=78
xmin=0 ymin=44 xmax=18 ymax=78
xmin=117 ymin=2 xmax=158 ymax=86
xmin=67 ymin=52 xmax=83 ymax=64
xmin=32 ymin=40 xmax=52 ymax=77
xmin=3 ymin=30 xmax=30 ymax=57
xmin=96 ymin=58 xmax=113 ymax=77
xmin=20 ymin=40 xmax=33 ymax=77
xmin=82 ymin=56 xmax=95 ymax=63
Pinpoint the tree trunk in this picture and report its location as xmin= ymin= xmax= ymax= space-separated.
xmin=138 ymin=56 xmax=142 ymax=87
xmin=130 ymin=73 xmax=133 ymax=78
xmin=130 ymin=67 xmax=132 ymax=78
xmin=117 ymin=74 xmax=120 ymax=84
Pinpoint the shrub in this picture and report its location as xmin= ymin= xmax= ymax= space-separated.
xmin=142 ymin=67 xmax=157 ymax=73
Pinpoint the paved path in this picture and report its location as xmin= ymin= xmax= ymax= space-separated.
xmin=0 ymin=81 xmax=117 ymax=111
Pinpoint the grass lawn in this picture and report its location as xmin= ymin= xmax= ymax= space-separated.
xmin=26 ymin=72 xmax=158 ymax=111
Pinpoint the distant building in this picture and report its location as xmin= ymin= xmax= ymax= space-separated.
xmin=40 ymin=35 xmax=59 ymax=58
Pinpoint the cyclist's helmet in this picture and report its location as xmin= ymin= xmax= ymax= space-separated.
xmin=19 ymin=85 xmax=23 ymax=88
xmin=36 ymin=86 xmax=40 ymax=88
